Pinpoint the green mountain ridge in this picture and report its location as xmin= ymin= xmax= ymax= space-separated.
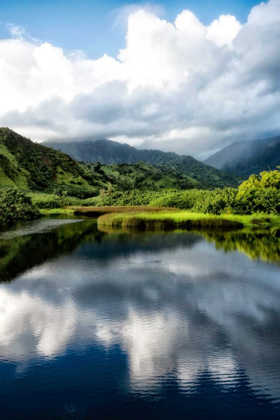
xmin=45 ymin=138 xmax=239 ymax=188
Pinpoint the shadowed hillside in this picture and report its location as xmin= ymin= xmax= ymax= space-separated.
xmin=204 ymin=136 xmax=280 ymax=178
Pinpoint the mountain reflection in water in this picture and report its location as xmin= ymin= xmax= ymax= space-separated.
xmin=0 ymin=219 xmax=279 ymax=419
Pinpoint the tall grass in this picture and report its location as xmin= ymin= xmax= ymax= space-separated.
xmin=97 ymin=211 xmax=280 ymax=230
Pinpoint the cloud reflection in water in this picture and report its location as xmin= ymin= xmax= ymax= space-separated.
xmin=0 ymin=227 xmax=280 ymax=405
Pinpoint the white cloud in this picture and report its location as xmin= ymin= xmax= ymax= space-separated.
xmin=207 ymin=15 xmax=242 ymax=46
xmin=6 ymin=23 xmax=27 ymax=39
xmin=111 ymin=3 xmax=165 ymax=30
xmin=0 ymin=0 xmax=280 ymax=157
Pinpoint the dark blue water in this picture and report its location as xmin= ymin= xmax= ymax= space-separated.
xmin=0 ymin=219 xmax=280 ymax=419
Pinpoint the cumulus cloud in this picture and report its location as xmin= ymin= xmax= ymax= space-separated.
xmin=0 ymin=0 xmax=280 ymax=157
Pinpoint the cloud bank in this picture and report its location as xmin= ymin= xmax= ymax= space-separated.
xmin=1 ymin=0 xmax=280 ymax=157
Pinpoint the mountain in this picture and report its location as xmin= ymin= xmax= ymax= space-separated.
xmin=45 ymin=139 xmax=239 ymax=188
xmin=204 ymin=136 xmax=280 ymax=178
xmin=0 ymin=128 xmax=210 ymax=194
xmin=44 ymin=139 xmax=179 ymax=165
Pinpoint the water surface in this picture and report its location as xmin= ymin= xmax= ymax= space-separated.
xmin=0 ymin=219 xmax=280 ymax=419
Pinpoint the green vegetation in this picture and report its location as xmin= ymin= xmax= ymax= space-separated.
xmin=97 ymin=211 xmax=280 ymax=230
xmin=46 ymin=138 xmax=240 ymax=187
xmin=157 ymin=158 xmax=240 ymax=188
xmin=83 ymin=161 xmax=205 ymax=190
xmin=91 ymin=168 xmax=280 ymax=215
xmin=28 ymin=191 xmax=82 ymax=209
xmin=201 ymin=228 xmax=280 ymax=262
xmin=94 ymin=170 xmax=280 ymax=230
xmin=0 ymin=128 xmax=105 ymax=194
xmin=0 ymin=188 xmax=39 ymax=226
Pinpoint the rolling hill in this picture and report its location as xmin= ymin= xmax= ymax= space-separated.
xmin=45 ymin=139 xmax=239 ymax=188
xmin=204 ymin=135 xmax=280 ymax=178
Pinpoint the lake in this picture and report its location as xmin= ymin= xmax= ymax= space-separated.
xmin=0 ymin=218 xmax=280 ymax=419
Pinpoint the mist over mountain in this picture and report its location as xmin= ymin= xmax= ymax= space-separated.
xmin=204 ymin=136 xmax=280 ymax=178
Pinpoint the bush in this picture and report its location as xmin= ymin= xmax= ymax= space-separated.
xmin=43 ymin=185 xmax=99 ymax=199
xmin=234 ymin=169 xmax=280 ymax=214
xmin=29 ymin=192 xmax=83 ymax=209
xmin=0 ymin=188 xmax=40 ymax=225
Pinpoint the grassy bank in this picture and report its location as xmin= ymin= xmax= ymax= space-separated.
xmin=97 ymin=211 xmax=280 ymax=230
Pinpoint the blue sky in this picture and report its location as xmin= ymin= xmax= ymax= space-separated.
xmin=0 ymin=0 xmax=262 ymax=58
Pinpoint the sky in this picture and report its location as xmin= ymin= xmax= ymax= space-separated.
xmin=0 ymin=0 xmax=280 ymax=159
xmin=0 ymin=1 xmax=260 ymax=58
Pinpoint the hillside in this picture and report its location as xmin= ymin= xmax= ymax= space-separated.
xmin=0 ymin=128 xmax=203 ymax=194
xmin=45 ymin=139 xmax=239 ymax=188
xmin=158 ymin=157 xmax=239 ymax=188
xmin=204 ymin=136 xmax=280 ymax=178
xmin=84 ymin=161 xmax=204 ymax=190
xmin=0 ymin=128 xmax=106 ymax=196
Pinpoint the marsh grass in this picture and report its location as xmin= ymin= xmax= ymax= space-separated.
xmin=97 ymin=211 xmax=280 ymax=230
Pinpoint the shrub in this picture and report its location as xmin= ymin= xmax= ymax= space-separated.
xmin=29 ymin=192 xmax=83 ymax=209
xmin=0 ymin=188 xmax=40 ymax=225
